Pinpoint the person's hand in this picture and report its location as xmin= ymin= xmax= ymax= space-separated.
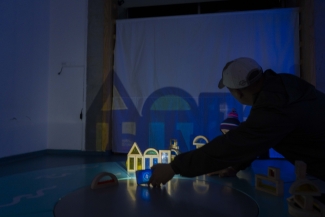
xmin=207 ymin=167 xmax=238 ymax=177
xmin=149 ymin=164 xmax=175 ymax=187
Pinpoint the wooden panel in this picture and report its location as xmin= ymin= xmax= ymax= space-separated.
xmin=102 ymin=0 xmax=117 ymax=151
xmin=298 ymin=0 xmax=316 ymax=85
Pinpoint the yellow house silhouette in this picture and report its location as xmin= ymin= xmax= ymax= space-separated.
xmin=127 ymin=142 xmax=171 ymax=172
xmin=127 ymin=142 xmax=143 ymax=172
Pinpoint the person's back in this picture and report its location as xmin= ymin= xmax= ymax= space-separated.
xmin=263 ymin=70 xmax=325 ymax=181
xmin=148 ymin=57 xmax=325 ymax=187
xmin=226 ymin=69 xmax=325 ymax=181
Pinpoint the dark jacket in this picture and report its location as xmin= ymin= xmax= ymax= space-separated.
xmin=170 ymin=70 xmax=325 ymax=181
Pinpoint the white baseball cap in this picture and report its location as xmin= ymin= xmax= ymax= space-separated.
xmin=218 ymin=57 xmax=263 ymax=89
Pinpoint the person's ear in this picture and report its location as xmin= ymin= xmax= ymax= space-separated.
xmin=235 ymin=89 xmax=244 ymax=99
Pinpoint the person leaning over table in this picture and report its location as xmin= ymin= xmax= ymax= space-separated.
xmin=149 ymin=57 xmax=325 ymax=187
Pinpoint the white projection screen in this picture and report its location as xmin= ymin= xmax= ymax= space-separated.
xmin=113 ymin=8 xmax=299 ymax=157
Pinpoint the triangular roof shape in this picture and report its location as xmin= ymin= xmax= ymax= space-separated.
xmin=127 ymin=142 xmax=142 ymax=156
xmin=112 ymin=85 xmax=128 ymax=110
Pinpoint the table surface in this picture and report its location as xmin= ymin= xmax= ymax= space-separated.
xmin=1 ymin=157 xmax=324 ymax=217
xmin=55 ymin=159 xmax=325 ymax=217
xmin=54 ymin=178 xmax=260 ymax=217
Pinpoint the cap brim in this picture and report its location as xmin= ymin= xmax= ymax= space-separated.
xmin=218 ymin=78 xmax=225 ymax=89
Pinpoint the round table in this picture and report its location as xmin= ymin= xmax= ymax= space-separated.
xmin=54 ymin=178 xmax=259 ymax=217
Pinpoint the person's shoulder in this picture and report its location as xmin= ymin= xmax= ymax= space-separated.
xmin=264 ymin=69 xmax=277 ymax=75
xmin=264 ymin=69 xmax=318 ymax=105
xmin=278 ymin=72 xmax=300 ymax=80
xmin=264 ymin=69 xmax=313 ymax=89
xmin=254 ymin=70 xmax=287 ymax=107
xmin=264 ymin=69 xmax=298 ymax=79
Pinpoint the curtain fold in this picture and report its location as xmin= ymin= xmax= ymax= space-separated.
xmin=113 ymin=8 xmax=299 ymax=156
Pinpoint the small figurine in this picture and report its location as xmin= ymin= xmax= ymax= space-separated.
xmin=169 ymin=139 xmax=181 ymax=161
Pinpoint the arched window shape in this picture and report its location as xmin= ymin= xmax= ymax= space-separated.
xmin=143 ymin=148 xmax=159 ymax=169
xmin=193 ymin=135 xmax=209 ymax=149
xmin=289 ymin=180 xmax=321 ymax=195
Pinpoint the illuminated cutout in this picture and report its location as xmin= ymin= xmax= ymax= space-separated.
xmin=146 ymin=150 xmax=157 ymax=155
xmin=294 ymin=195 xmax=305 ymax=208
xmin=289 ymin=161 xmax=321 ymax=196
xmin=127 ymin=144 xmax=172 ymax=172
xmin=287 ymin=161 xmax=324 ymax=217
xmin=129 ymin=157 xmax=134 ymax=170
xmin=143 ymin=148 xmax=159 ymax=170
xmin=193 ymin=135 xmax=209 ymax=149
xmin=169 ymin=139 xmax=180 ymax=161
xmin=127 ymin=143 xmax=143 ymax=172
xmin=170 ymin=149 xmax=178 ymax=161
xmin=159 ymin=150 xmax=171 ymax=164
xmin=287 ymin=195 xmax=324 ymax=217
xmin=169 ymin=139 xmax=178 ymax=149
xmin=255 ymin=167 xmax=283 ymax=196
xmin=289 ymin=178 xmax=321 ymax=196
xmin=130 ymin=146 xmax=140 ymax=154
xmin=258 ymin=180 xmax=277 ymax=193
xmin=268 ymin=167 xmax=280 ymax=179
xmin=137 ymin=158 xmax=142 ymax=170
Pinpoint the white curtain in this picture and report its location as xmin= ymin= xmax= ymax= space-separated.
xmin=113 ymin=8 xmax=299 ymax=155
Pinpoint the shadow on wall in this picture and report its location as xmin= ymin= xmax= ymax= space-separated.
xmin=111 ymin=74 xmax=251 ymax=153
xmin=85 ymin=70 xmax=113 ymax=152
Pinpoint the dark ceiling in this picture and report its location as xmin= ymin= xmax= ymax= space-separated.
xmin=127 ymin=0 xmax=286 ymax=19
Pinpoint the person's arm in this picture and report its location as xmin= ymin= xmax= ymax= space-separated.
xmin=207 ymin=159 xmax=254 ymax=177
xmin=207 ymin=167 xmax=238 ymax=177
xmin=170 ymin=107 xmax=295 ymax=177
